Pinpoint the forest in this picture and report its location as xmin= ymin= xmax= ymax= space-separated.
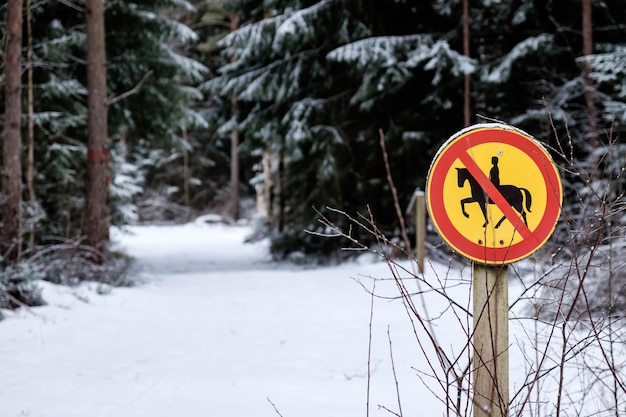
xmin=1 ymin=0 xmax=626 ymax=309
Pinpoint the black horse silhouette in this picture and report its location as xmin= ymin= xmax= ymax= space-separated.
xmin=456 ymin=167 xmax=532 ymax=228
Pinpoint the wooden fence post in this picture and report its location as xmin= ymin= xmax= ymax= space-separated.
xmin=406 ymin=188 xmax=426 ymax=274
xmin=415 ymin=190 xmax=426 ymax=274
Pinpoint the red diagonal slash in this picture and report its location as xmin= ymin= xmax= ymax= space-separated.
xmin=457 ymin=151 xmax=535 ymax=241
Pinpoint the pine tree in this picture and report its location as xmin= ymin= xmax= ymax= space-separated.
xmin=325 ymin=1 xmax=476 ymax=241
xmin=206 ymin=0 xmax=376 ymax=255
xmin=0 ymin=0 xmax=209 ymax=255
xmin=208 ymin=0 xmax=479 ymax=256
xmin=482 ymin=0 xmax=626 ymax=146
xmin=105 ymin=0 xmax=209 ymax=221
xmin=16 ymin=1 xmax=90 ymax=241
xmin=577 ymin=0 xmax=626 ymax=136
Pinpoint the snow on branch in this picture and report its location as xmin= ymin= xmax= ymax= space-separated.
xmin=328 ymin=34 xmax=475 ymax=110
xmin=579 ymin=45 xmax=626 ymax=98
xmin=115 ymin=3 xmax=198 ymax=44
xmin=167 ymin=0 xmax=196 ymax=13
xmin=327 ymin=34 xmax=434 ymax=70
xmin=180 ymin=105 xmax=210 ymax=130
xmin=39 ymin=75 xmax=88 ymax=98
xmin=483 ymin=34 xmax=555 ymax=83
xmin=218 ymin=13 xmax=288 ymax=65
xmin=283 ymin=101 xmax=314 ymax=145
xmin=281 ymin=96 xmax=348 ymax=154
xmin=42 ymin=29 xmax=86 ymax=49
xmin=329 ymin=34 xmax=475 ymax=81
xmin=273 ymin=0 xmax=337 ymax=52
xmin=159 ymin=43 xmax=208 ymax=82
xmin=603 ymin=101 xmax=626 ymax=124
xmin=418 ymin=39 xmax=476 ymax=84
xmin=213 ymin=51 xmax=318 ymax=102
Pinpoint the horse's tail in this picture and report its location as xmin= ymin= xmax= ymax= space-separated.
xmin=521 ymin=188 xmax=532 ymax=213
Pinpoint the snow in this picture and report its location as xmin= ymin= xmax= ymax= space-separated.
xmin=1 ymin=220 xmax=624 ymax=416
xmin=1 ymin=221 xmax=454 ymax=417
xmin=327 ymin=35 xmax=433 ymax=70
xmin=483 ymin=34 xmax=554 ymax=83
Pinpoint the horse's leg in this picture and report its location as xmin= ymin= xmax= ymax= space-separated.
xmin=498 ymin=190 xmax=528 ymax=228
xmin=479 ymin=203 xmax=489 ymax=227
xmin=494 ymin=188 xmax=518 ymax=228
xmin=460 ymin=198 xmax=473 ymax=218
xmin=513 ymin=191 xmax=529 ymax=226
xmin=495 ymin=215 xmax=507 ymax=228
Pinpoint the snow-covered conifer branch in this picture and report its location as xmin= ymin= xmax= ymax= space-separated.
xmin=273 ymin=0 xmax=337 ymax=52
xmin=327 ymin=34 xmax=434 ymax=70
xmin=482 ymin=34 xmax=555 ymax=83
xmin=579 ymin=45 xmax=626 ymax=98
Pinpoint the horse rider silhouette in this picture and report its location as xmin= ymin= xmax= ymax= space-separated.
xmin=456 ymin=157 xmax=532 ymax=228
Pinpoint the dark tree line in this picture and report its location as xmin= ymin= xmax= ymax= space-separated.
xmin=1 ymin=0 xmax=626 ymax=301
xmin=208 ymin=0 xmax=626 ymax=257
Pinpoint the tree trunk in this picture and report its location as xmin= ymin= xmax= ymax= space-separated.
xmin=27 ymin=0 xmax=36 ymax=249
xmin=277 ymin=150 xmax=284 ymax=233
xmin=262 ymin=147 xmax=274 ymax=227
xmin=230 ymin=100 xmax=240 ymax=221
xmin=179 ymin=101 xmax=190 ymax=211
xmin=2 ymin=0 xmax=24 ymax=262
xmin=84 ymin=0 xmax=109 ymax=263
xmin=182 ymin=124 xmax=190 ymax=209
xmin=229 ymin=13 xmax=240 ymax=221
xmin=463 ymin=0 xmax=471 ymax=127
xmin=582 ymin=0 xmax=598 ymax=146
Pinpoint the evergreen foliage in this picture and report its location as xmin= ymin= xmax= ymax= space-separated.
xmin=0 ymin=0 xmax=209 ymax=235
xmin=208 ymin=1 xmax=467 ymax=257
xmin=105 ymin=0 xmax=210 ymax=220
xmin=0 ymin=0 xmax=210 ymax=298
xmin=581 ymin=45 xmax=626 ymax=126
xmin=205 ymin=0 xmax=374 ymax=256
xmin=206 ymin=0 xmax=626 ymax=258
xmin=1 ymin=0 xmax=625 ymax=270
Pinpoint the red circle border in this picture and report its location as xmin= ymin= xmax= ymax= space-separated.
xmin=426 ymin=124 xmax=563 ymax=264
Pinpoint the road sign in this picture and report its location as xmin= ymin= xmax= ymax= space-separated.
xmin=426 ymin=123 xmax=562 ymax=264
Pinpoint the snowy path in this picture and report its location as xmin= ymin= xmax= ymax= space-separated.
xmin=1 ymin=221 xmax=435 ymax=417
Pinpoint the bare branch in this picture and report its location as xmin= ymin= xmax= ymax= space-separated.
xmin=57 ymin=0 xmax=84 ymax=13
xmin=107 ymin=70 xmax=154 ymax=106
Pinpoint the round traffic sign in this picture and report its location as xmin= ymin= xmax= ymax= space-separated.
xmin=426 ymin=123 xmax=562 ymax=264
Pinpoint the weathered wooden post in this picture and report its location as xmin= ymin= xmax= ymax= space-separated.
xmin=425 ymin=124 xmax=563 ymax=415
xmin=473 ymin=264 xmax=509 ymax=417
xmin=415 ymin=190 xmax=426 ymax=274
xmin=406 ymin=188 xmax=426 ymax=274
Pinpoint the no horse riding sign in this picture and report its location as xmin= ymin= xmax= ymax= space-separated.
xmin=426 ymin=123 xmax=562 ymax=264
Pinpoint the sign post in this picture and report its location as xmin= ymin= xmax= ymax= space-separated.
xmin=425 ymin=124 xmax=562 ymax=416
xmin=473 ymin=264 xmax=508 ymax=417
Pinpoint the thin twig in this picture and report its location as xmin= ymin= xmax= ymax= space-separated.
xmin=267 ymin=398 xmax=285 ymax=417
xmin=107 ymin=70 xmax=154 ymax=105
xmin=387 ymin=325 xmax=404 ymax=417
xmin=378 ymin=129 xmax=413 ymax=259
xmin=366 ymin=280 xmax=376 ymax=417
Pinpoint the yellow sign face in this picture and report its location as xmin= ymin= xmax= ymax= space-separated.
xmin=441 ymin=142 xmax=548 ymax=248
xmin=426 ymin=124 xmax=562 ymax=264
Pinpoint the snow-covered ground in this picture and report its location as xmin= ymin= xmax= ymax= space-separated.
xmin=2 ymin=219 xmax=623 ymax=417
xmin=1 ymin=220 xmax=464 ymax=417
